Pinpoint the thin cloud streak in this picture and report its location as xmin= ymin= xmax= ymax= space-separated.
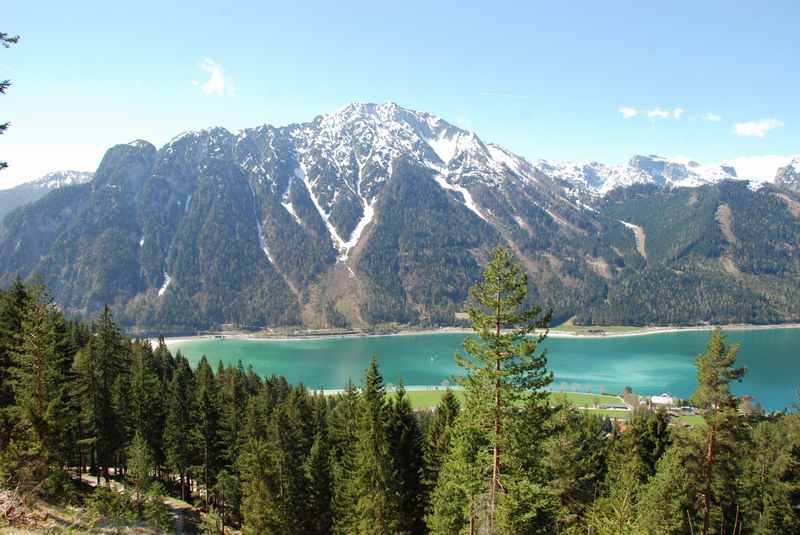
xmin=479 ymin=92 xmax=529 ymax=99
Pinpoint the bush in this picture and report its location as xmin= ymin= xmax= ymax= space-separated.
xmin=39 ymin=470 xmax=77 ymax=504
xmin=86 ymin=486 xmax=137 ymax=525
xmin=142 ymin=483 xmax=172 ymax=531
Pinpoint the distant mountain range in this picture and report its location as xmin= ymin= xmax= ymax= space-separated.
xmin=0 ymin=103 xmax=798 ymax=331
xmin=0 ymin=170 xmax=93 ymax=221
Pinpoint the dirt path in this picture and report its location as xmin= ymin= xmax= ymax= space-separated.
xmin=76 ymin=473 xmax=200 ymax=534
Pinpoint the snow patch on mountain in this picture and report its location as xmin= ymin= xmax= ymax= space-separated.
xmin=428 ymin=131 xmax=460 ymax=164
xmin=433 ymin=173 xmax=487 ymax=221
xmin=295 ymin=165 xmax=348 ymax=254
xmin=158 ymin=273 xmax=172 ymax=296
xmin=256 ymin=219 xmax=275 ymax=263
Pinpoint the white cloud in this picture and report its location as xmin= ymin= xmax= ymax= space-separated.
xmin=703 ymin=112 xmax=722 ymax=122
xmin=195 ymin=58 xmax=234 ymax=96
xmin=618 ymin=106 xmax=638 ymax=119
xmin=721 ymin=154 xmax=795 ymax=181
xmin=672 ymin=107 xmax=684 ymax=119
xmin=647 ymin=108 xmax=670 ymax=119
xmin=734 ymin=118 xmax=784 ymax=138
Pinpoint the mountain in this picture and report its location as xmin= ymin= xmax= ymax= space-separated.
xmin=0 ymin=103 xmax=798 ymax=331
xmin=775 ymin=157 xmax=800 ymax=191
xmin=0 ymin=170 xmax=94 ymax=221
xmin=539 ymin=155 xmax=740 ymax=196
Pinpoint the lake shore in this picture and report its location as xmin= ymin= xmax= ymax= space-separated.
xmin=150 ymin=322 xmax=800 ymax=347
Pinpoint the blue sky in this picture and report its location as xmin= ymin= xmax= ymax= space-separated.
xmin=1 ymin=0 xmax=798 ymax=187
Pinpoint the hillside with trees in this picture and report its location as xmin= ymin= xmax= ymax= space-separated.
xmin=1 ymin=249 xmax=798 ymax=534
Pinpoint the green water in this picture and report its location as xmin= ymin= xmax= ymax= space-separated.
xmin=173 ymin=328 xmax=800 ymax=411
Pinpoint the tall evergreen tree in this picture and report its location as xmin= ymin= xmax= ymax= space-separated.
xmin=74 ymin=306 xmax=128 ymax=483
xmin=636 ymin=437 xmax=701 ymax=535
xmin=690 ymin=328 xmax=746 ymax=535
xmin=129 ymin=341 xmax=164 ymax=473
xmin=543 ymin=408 xmax=606 ymax=532
xmin=164 ymin=353 xmax=196 ymax=500
xmin=304 ymin=398 xmax=333 ymax=535
xmin=330 ymin=380 xmax=360 ymax=534
xmin=10 ymin=287 xmax=72 ymax=470
xmin=0 ymin=277 xmax=27 ymax=448
xmin=387 ymin=383 xmax=426 ymax=535
xmin=127 ymin=431 xmax=153 ymax=511
xmin=348 ymin=357 xmax=401 ymax=534
xmin=423 ymin=388 xmax=460 ymax=496
xmin=435 ymin=246 xmax=552 ymax=533
xmin=195 ymin=355 xmax=221 ymax=509
xmin=741 ymin=416 xmax=800 ymax=533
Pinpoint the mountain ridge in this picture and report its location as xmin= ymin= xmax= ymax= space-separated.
xmin=0 ymin=170 xmax=94 ymax=220
xmin=0 ymin=102 xmax=798 ymax=331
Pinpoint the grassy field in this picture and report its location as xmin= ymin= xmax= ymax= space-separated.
xmin=401 ymin=389 xmax=630 ymax=418
xmin=675 ymin=414 xmax=705 ymax=426
xmin=549 ymin=319 xmax=649 ymax=336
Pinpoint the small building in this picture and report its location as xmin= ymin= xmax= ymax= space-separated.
xmin=650 ymin=393 xmax=676 ymax=406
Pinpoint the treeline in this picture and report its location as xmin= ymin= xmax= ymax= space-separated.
xmin=1 ymin=248 xmax=800 ymax=534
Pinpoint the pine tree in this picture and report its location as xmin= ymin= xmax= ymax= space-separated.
xmin=427 ymin=391 xmax=491 ymax=535
xmin=0 ymin=31 xmax=20 ymax=171
xmin=445 ymin=246 xmax=552 ymax=532
xmin=238 ymin=424 xmax=272 ymax=533
xmin=74 ymin=306 xmax=128 ymax=484
xmin=348 ymin=357 xmax=401 ymax=534
xmin=330 ymin=380 xmax=360 ymax=534
xmin=423 ymin=388 xmax=460 ymax=495
xmin=690 ymin=328 xmax=746 ymax=535
xmin=220 ymin=361 xmax=247 ymax=466
xmin=0 ymin=277 xmax=27 ymax=448
xmin=589 ymin=438 xmax=644 ymax=535
xmin=627 ymin=408 xmax=671 ymax=478
xmin=388 ymin=382 xmax=426 ymax=535
xmin=128 ymin=431 xmax=153 ymax=511
xmin=195 ymin=356 xmax=221 ymax=509
xmin=130 ymin=341 xmax=164 ymax=474
xmin=164 ymin=353 xmax=196 ymax=500
xmin=543 ymin=408 xmax=606 ymax=532
xmin=304 ymin=399 xmax=333 ymax=535
xmin=636 ymin=438 xmax=701 ymax=535
xmin=741 ymin=416 xmax=800 ymax=533
xmin=10 ymin=287 xmax=72 ymax=470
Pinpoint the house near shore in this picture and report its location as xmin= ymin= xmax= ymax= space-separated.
xmin=650 ymin=393 xmax=676 ymax=406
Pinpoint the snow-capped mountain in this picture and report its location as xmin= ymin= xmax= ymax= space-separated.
xmin=0 ymin=102 xmax=798 ymax=330
xmin=28 ymin=170 xmax=94 ymax=190
xmin=0 ymin=170 xmax=94 ymax=221
xmin=156 ymin=102 xmax=548 ymax=261
xmin=537 ymin=155 xmax=741 ymax=196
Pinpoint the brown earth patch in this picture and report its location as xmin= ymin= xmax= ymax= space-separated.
xmin=721 ymin=255 xmax=742 ymax=278
xmin=715 ymin=203 xmax=738 ymax=245
xmin=776 ymin=192 xmax=800 ymax=217
xmin=585 ymin=255 xmax=614 ymax=280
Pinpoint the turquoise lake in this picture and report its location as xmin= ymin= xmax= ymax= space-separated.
xmin=172 ymin=328 xmax=800 ymax=411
